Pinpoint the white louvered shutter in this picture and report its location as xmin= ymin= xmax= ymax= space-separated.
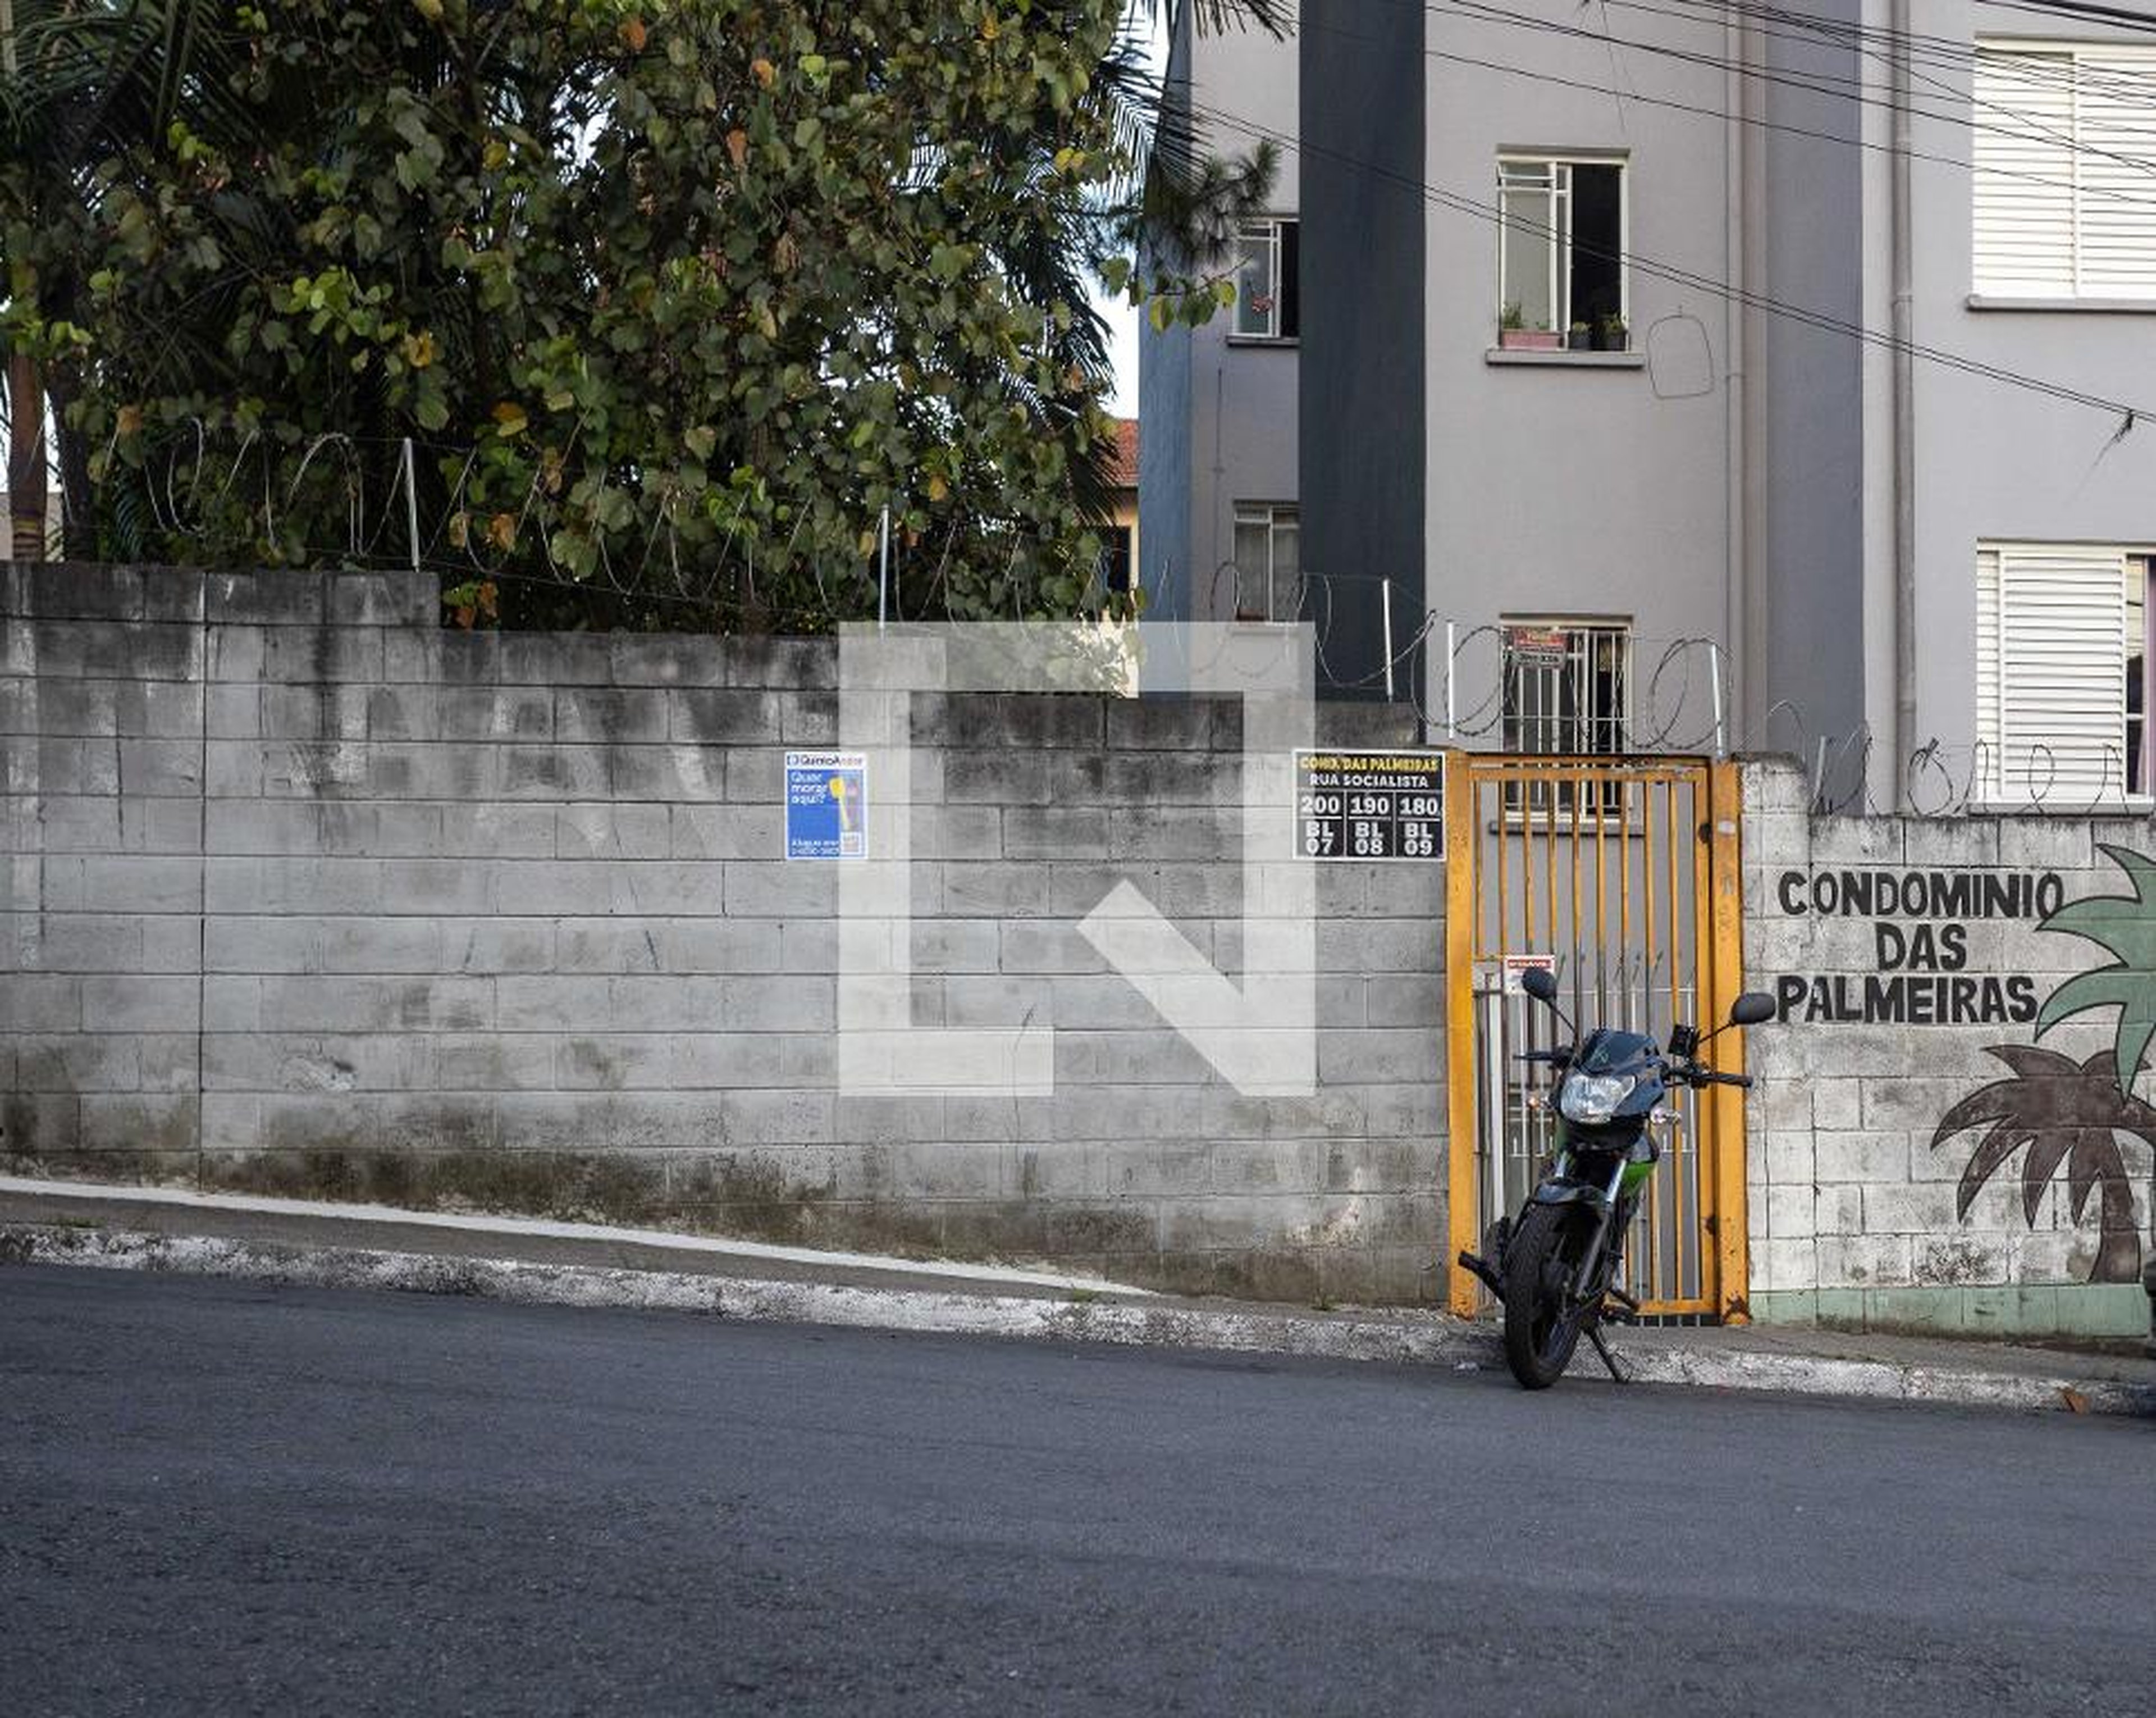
xmin=1973 ymin=49 xmax=2077 ymax=296
xmin=1995 ymin=545 xmax=2128 ymax=801
xmin=2072 ymin=53 xmax=2156 ymax=297
xmin=1976 ymin=548 xmax=2003 ymax=799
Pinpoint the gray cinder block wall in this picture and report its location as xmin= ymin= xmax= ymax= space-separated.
xmin=1741 ymin=759 xmax=2154 ymax=1339
xmin=2 ymin=564 xmax=1445 ymax=1302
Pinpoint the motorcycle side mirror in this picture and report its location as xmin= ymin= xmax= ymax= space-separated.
xmin=1516 ymin=965 xmax=1575 ymax=1040
xmin=1728 ymin=991 xmax=1775 ymax=1028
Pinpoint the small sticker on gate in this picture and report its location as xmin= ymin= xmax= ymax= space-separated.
xmin=1502 ymin=954 xmax=1556 ymax=995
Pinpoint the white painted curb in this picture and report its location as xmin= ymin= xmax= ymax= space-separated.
xmin=0 ymin=1224 xmax=1481 ymax=1365
xmin=6 ymin=1222 xmax=2151 ymax=1416
xmin=0 ymin=1174 xmax=1147 ymax=1295
xmin=1613 ymin=1340 xmax=2156 ymax=1416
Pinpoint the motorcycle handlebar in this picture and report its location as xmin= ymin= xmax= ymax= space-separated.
xmin=1510 ymin=1049 xmax=1751 ymax=1086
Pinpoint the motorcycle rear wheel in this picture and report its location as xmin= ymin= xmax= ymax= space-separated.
xmin=1501 ymin=1204 xmax=1591 ymax=1389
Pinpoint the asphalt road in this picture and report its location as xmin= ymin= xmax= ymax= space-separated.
xmin=2 ymin=1267 xmax=2150 ymax=1716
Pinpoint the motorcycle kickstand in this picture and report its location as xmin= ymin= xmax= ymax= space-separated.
xmin=1584 ymin=1319 xmax=1630 ymax=1385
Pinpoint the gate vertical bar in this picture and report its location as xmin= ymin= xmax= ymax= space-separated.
xmin=1616 ymin=778 xmax=1633 ymax=1032
xmin=1639 ymin=778 xmax=1662 ymax=1298
xmin=1541 ymin=767 xmax=1559 ymax=963
xmin=1569 ymin=771 xmax=1583 ymax=1017
xmin=1445 ymin=751 xmax=1482 ymax=1316
xmin=1664 ymin=777 xmax=1683 ymax=1299
xmin=1689 ymin=771 xmax=1718 ymax=1306
xmin=1706 ymin=760 xmax=1752 ymax=1321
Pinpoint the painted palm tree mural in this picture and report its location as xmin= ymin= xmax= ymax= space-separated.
xmin=1930 ymin=844 xmax=2156 ymax=1284
xmin=1931 ymin=1047 xmax=2151 ymax=1283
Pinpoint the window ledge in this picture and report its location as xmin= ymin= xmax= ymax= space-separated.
xmin=1968 ymin=795 xmax=2154 ymax=814
xmin=1225 ymin=335 xmax=1300 ymax=349
xmin=1484 ymin=348 xmax=1646 ymax=368
xmin=1966 ymin=294 xmax=2156 ymax=315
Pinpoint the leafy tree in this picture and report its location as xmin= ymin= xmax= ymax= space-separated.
xmin=2 ymin=0 xmax=1281 ymax=630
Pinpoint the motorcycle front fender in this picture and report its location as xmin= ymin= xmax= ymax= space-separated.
xmin=1527 ymin=1182 xmax=1605 ymax=1209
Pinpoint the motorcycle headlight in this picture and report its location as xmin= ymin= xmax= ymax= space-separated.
xmin=1558 ymin=1071 xmax=1637 ymax=1126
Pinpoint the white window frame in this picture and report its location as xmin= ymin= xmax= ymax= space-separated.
xmin=1231 ymin=502 xmax=1300 ymax=622
xmin=1975 ymin=541 xmax=2155 ymax=806
xmin=1971 ymin=41 xmax=2156 ymax=301
xmin=1495 ymin=154 xmax=1629 ymax=340
xmin=1494 ymin=616 xmax=1633 ymax=818
xmin=1501 ymin=616 xmax=1632 ymax=757
xmin=1232 ymin=217 xmax=1298 ymax=341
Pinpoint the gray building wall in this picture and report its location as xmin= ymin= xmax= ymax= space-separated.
xmin=8 ymin=566 xmax=2146 ymax=1338
xmin=1300 ymin=0 xmax=1426 ymax=701
xmin=1742 ymin=759 xmax=2152 ymax=1341
xmin=1756 ymin=7 xmax=1870 ymax=763
xmin=1158 ymin=1 xmax=2156 ymax=771
xmin=2 ymin=564 xmax=1445 ymax=1304
xmin=1138 ymin=292 xmax=1194 ymax=623
xmin=1890 ymin=3 xmax=2156 ymax=782
xmin=1140 ymin=10 xmax=1300 ymax=631
xmin=1421 ymin=2 xmax=1740 ymax=737
xmin=1138 ymin=6 xmax=1199 ymax=623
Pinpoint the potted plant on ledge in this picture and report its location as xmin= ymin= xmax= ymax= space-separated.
xmin=1567 ymin=320 xmax=1591 ymax=351
xmin=1594 ymin=313 xmax=1629 ymax=353
xmin=1499 ymin=302 xmax=1561 ymax=351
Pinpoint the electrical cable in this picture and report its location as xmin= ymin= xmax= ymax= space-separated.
xmin=1185 ymin=94 xmax=2156 ymax=423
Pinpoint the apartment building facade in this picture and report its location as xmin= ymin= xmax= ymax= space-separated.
xmin=1141 ymin=1 xmax=2156 ymax=812
xmin=1138 ymin=16 xmax=1305 ymax=639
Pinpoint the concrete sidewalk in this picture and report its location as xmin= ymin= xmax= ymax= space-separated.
xmin=4 ymin=1176 xmax=2152 ymax=1417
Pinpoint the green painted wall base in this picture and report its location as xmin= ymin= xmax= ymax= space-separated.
xmin=1751 ymin=1283 xmax=2153 ymax=1342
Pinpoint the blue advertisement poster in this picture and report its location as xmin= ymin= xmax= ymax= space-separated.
xmin=785 ymin=751 xmax=869 ymax=859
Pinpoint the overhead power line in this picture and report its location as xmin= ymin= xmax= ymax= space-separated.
xmin=1641 ymin=0 xmax=2156 ymax=129
xmin=1184 ymin=95 xmax=2156 ymax=427
xmin=1283 ymin=0 xmax=2156 ymax=177
xmin=1417 ymin=0 xmax=2156 ymax=181
xmin=1983 ymin=0 xmax=2156 ymax=35
xmin=1286 ymin=4 xmax=2156 ymax=213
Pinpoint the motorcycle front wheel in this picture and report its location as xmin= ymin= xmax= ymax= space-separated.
xmin=1500 ymin=1203 xmax=1592 ymax=1389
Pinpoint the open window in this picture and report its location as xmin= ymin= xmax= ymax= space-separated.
xmin=1099 ymin=523 xmax=1135 ymax=596
xmin=1496 ymin=158 xmax=1627 ymax=350
xmin=1232 ymin=218 xmax=1300 ymax=340
xmin=1502 ymin=619 xmax=1631 ymax=814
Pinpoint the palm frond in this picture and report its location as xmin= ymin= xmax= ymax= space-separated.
xmin=1138 ymin=1 xmax=1292 ymax=38
xmin=1977 ymin=1043 xmax=2082 ymax=1083
xmin=2036 ymin=967 xmax=2156 ymax=1096
xmin=2063 ymin=1128 xmax=2127 ymax=1225
xmin=1953 ymin=1121 xmax=2037 ymax=1220
xmin=1933 ymin=1044 xmax=2153 ymax=1280
xmin=2018 ymin=1128 xmax=2076 ymax=1224
xmin=2036 ymin=845 xmax=2156 ymax=1092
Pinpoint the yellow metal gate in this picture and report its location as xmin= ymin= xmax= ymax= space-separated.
xmin=1444 ymin=755 xmax=1751 ymax=1321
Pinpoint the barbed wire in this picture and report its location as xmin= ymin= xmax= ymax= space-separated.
xmin=42 ymin=423 xmax=2156 ymax=821
xmin=83 ymin=422 xmax=1144 ymax=634
xmin=1225 ymin=562 xmax=2156 ymax=819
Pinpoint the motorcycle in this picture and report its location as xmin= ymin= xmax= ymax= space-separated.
xmin=1458 ymin=967 xmax=1776 ymax=1389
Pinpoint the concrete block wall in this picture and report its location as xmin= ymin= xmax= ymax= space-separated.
xmin=3 ymin=564 xmax=1445 ymax=1303
xmin=1741 ymin=759 xmax=2153 ymax=1339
